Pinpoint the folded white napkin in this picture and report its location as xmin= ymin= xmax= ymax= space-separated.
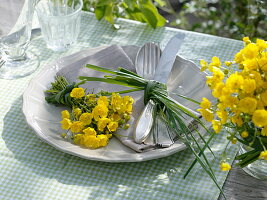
xmin=57 ymin=45 xmax=156 ymax=152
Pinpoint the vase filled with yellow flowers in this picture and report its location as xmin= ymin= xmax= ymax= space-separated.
xmin=199 ymin=37 xmax=267 ymax=179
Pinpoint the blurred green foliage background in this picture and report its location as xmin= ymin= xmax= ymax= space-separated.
xmin=82 ymin=0 xmax=267 ymax=40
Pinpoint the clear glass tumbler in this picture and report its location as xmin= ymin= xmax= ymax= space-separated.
xmin=36 ymin=0 xmax=83 ymax=51
xmin=0 ymin=0 xmax=40 ymax=79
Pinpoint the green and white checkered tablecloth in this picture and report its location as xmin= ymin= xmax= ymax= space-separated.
xmin=0 ymin=12 xmax=243 ymax=200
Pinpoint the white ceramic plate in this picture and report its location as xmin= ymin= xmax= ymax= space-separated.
xmin=23 ymin=45 xmax=208 ymax=162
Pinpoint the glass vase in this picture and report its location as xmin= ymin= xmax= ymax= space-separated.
xmin=239 ymin=144 xmax=267 ymax=180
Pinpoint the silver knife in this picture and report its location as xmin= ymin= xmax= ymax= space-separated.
xmin=134 ymin=33 xmax=187 ymax=144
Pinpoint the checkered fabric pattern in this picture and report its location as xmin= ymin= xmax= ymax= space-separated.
xmin=0 ymin=12 xmax=243 ymax=200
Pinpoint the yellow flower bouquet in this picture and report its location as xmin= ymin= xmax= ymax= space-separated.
xmin=45 ymin=76 xmax=134 ymax=149
xmin=199 ymin=37 xmax=267 ymax=170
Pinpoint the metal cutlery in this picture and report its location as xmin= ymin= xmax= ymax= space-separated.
xmin=134 ymin=42 xmax=161 ymax=144
xmin=134 ymin=33 xmax=188 ymax=147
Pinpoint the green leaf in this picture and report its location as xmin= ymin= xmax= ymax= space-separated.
xmin=95 ymin=6 xmax=105 ymax=20
xmin=140 ymin=6 xmax=158 ymax=28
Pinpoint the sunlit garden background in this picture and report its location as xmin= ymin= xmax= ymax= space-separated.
xmin=82 ymin=0 xmax=267 ymax=40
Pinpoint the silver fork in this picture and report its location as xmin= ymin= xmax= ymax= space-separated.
xmin=134 ymin=42 xmax=161 ymax=144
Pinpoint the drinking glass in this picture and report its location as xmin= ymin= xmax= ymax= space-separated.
xmin=0 ymin=0 xmax=40 ymax=79
xmin=35 ymin=0 xmax=83 ymax=51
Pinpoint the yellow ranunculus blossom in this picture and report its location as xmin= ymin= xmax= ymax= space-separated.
xmin=216 ymin=109 xmax=228 ymax=124
xmin=197 ymin=108 xmax=214 ymax=122
xmin=211 ymin=56 xmax=221 ymax=67
xmin=220 ymin=162 xmax=231 ymax=171
xmin=242 ymin=58 xmax=258 ymax=71
xmin=79 ymin=112 xmax=93 ymax=125
xmin=259 ymin=151 xmax=267 ymax=160
xmin=60 ymin=118 xmax=72 ymax=130
xmin=200 ymin=59 xmax=208 ymax=71
xmin=83 ymin=127 xmax=96 ymax=136
xmin=237 ymin=97 xmax=257 ymax=114
xmin=242 ymin=79 xmax=256 ymax=93
xmin=226 ymin=72 xmax=244 ymax=92
xmin=260 ymin=90 xmax=267 ymax=106
xmin=107 ymin=121 xmax=119 ymax=132
xmin=259 ymin=57 xmax=267 ymax=72
xmin=97 ymin=134 xmax=109 ymax=147
xmin=110 ymin=113 xmax=121 ymax=122
xmin=61 ymin=110 xmax=70 ymax=119
xmin=243 ymin=37 xmax=251 ymax=44
xmin=212 ymin=82 xmax=225 ymax=98
xmin=97 ymin=117 xmax=111 ymax=131
xmin=241 ymin=43 xmax=259 ymax=59
xmin=256 ymin=38 xmax=267 ymax=51
xmin=92 ymin=105 xmax=108 ymax=121
xmin=231 ymin=114 xmax=243 ymax=127
xmin=200 ymin=97 xmax=212 ymax=109
xmin=70 ymin=121 xmax=84 ymax=133
xmin=261 ymin=127 xmax=267 ymax=136
xmin=212 ymin=120 xmax=222 ymax=133
xmin=70 ymin=87 xmax=85 ymax=98
xmin=73 ymin=108 xmax=82 ymax=120
xmin=252 ymin=110 xmax=267 ymax=127
xmin=97 ymin=96 xmax=109 ymax=106
xmin=241 ymin=131 xmax=249 ymax=138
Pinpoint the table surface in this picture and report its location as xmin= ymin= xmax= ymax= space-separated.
xmin=1 ymin=3 xmax=267 ymax=200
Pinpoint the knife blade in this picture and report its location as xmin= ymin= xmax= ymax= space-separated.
xmin=154 ymin=33 xmax=185 ymax=83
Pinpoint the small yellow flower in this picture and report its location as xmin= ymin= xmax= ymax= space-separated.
xmin=241 ymin=131 xmax=249 ymax=138
xmin=97 ymin=96 xmax=109 ymax=106
xmin=256 ymin=38 xmax=267 ymax=51
xmin=259 ymin=151 xmax=267 ymax=160
xmin=60 ymin=118 xmax=72 ymax=130
xmin=97 ymin=117 xmax=111 ymax=131
xmin=259 ymin=57 xmax=267 ymax=72
xmin=242 ymin=58 xmax=258 ymax=71
xmin=243 ymin=37 xmax=251 ymax=44
xmin=107 ymin=121 xmax=119 ymax=132
xmin=220 ymin=162 xmax=231 ymax=171
xmin=70 ymin=121 xmax=84 ymax=133
xmin=226 ymin=72 xmax=244 ymax=92
xmin=92 ymin=105 xmax=108 ymax=121
xmin=83 ymin=135 xmax=100 ymax=148
xmin=231 ymin=114 xmax=243 ymax=127
xmin=70 ymin=88 xmax=85 ymax=98
xmin=212 ymin=82 xmax=225 ymax=98
xmin=260 ymin=91 xmax=267 ymax=107
xmin=231 ymin=138 xmax=237 ymax=144
xmin=110 ymin=113 xmax=121 ymax=122
xmin=200 ymin=59 xmax=208 ymax=71
xmin=261 ymin=127 xmax=267 ymax=136
xmin=234 ymin=52 xmax=243 ymax=63
xmin=97 ymin=134 xmax=109 ymax=147
xmin=224 ymin=61 xmax=232 ymax=66
xmin=83 ymin=127 xmax=97 ymax=136
xmin=61 ymin=110 xmax=70 ymax=119
xmin=212 ymin=120 xmax=222 ymax=133
xmin=73 ymin=108 xmax=82 ymax=120
xmin=252 ymin=109 xmax=267 ymax=127
xmin=197 ymin=108 xmax=214 ymax=122
xmin=79 ymin=113 xmax=93 ymax=125
xmin=237 ymin=97 xmax=257 ymax=114
xmin=200 ymin=97 xmax=212 ymax=109
xmin=242 ymin=79 xmax=256 ymax=94
xmin=242 ymin=43 xmax=259 ymax=59
xmin=216 ymin=109 xmax=228 ymax=124
xmin=211 ymin=56 xmax=221 ymax=67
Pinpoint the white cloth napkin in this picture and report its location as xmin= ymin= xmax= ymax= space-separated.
xmin=57 ymin=45 xmax=156 ymax=152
